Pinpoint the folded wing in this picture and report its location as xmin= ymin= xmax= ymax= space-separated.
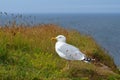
xmin=58 ymin=43 xmax=85 ymax=60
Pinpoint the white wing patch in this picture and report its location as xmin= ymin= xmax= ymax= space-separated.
xmin=58 ymin=43 xmax=85 ymax=60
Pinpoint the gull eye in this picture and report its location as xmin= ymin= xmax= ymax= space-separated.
xmin=59 ymin=36 xmax=62 ymax=38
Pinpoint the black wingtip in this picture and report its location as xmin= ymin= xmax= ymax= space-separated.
xmin=83 ymin=57 xmax=95 ymax=63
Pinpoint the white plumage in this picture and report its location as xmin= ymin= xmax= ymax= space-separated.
xmin=53 ymin=35 xmax=86 ymax=61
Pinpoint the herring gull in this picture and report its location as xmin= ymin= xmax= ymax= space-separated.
xmin=52 ymin=35 xmax=94 ymax=63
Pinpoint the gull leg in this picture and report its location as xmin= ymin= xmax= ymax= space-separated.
xmin=66 ymin=60 xmax=70 ymax=69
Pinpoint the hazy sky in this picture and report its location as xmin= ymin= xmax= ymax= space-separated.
xmin=0 ymin=0 xmax=120 ymax=13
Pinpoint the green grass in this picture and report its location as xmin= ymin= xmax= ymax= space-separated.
xmin=0 ymin=24 xmax=120 ymax=80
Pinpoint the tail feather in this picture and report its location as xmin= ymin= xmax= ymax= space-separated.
xmin=83 ymin=57 xmax=95 ymax=63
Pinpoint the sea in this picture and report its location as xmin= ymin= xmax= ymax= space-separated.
xmin=0 ymin=13 xmax=120 ymax=67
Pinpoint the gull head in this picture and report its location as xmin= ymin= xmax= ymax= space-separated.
xmin=52 ymin=35 xmax=66 ymax=42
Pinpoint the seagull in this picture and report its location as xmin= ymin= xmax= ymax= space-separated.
xmin=52 ymin=35 xmax=94 ymax=63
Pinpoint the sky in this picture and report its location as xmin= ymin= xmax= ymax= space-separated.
xmin=0 ymin=0 xmax=120 ymax=14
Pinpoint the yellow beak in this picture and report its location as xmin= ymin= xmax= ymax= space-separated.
xmin=51 ymin=37 xmax=56 ymax=40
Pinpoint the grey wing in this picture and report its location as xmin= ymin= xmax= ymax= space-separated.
xmin=58 ymin=43 xmax=85 ymax=60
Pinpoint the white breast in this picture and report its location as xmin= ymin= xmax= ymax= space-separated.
xmin=55 ymin=42 xmax=67 ymax=59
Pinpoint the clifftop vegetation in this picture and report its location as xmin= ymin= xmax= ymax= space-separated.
xmin=0 ymin=24 xmax=120 ymax=80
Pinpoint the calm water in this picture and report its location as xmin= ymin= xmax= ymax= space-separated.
xmin=0 ymin=13 xmax=120 ymax=67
